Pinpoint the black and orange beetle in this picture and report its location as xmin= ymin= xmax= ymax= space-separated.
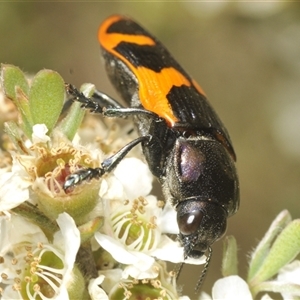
xmin=64 ymin=15 xmax=239 ymax=290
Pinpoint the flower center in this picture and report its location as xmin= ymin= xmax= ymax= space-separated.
xmin=111 ymin=197 xmax=160 ymax=252
xmin=1 ymin=243 xmax=64 ymax=300
xmin=109 ymin=278 xmax=176 ymax=300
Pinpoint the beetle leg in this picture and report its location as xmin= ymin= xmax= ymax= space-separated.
xmin=65 ymin=83 xmax=123 ymax=113
xmin=100 ymin=135 xmax=151 ymax=173
xmin=66 ymin=83 xmax=159 ymax=119
xmin=63 ymin=135 xmax=151 ymax=192
xmin=103 ymin=107 xmax=158 ymax=119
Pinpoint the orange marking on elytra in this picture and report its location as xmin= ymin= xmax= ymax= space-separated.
xmin=137 ymin=67 xmax=191 ymax=125
xmin=98 ymin=15 xmax=193 ymax=126
xmin=98 ymin=15 xmax=155 ymax=50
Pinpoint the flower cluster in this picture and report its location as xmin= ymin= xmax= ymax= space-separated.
xmin=0 ymin=65 xmax=202 ymax=299
xmin=0 ymin=65 xmax=300 ymax=299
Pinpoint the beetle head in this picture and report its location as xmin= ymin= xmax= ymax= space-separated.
xmin=176 ymin=198 xmax=227 ymax=258
xmin=163 ymin=136 xmax=239 ymax=258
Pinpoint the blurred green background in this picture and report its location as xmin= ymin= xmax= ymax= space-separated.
xmin=1 ymin=2 xmax=300 ymax=298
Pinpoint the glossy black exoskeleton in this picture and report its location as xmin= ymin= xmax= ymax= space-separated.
xmin=63 ymin=15 xmax=239 ymax=292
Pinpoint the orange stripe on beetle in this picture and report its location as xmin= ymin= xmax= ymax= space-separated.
xmin=98 ymin=15 xmax=195 ymax=126
xmin=137 ymin=67 xmax=191 ymax=125
xmin=99 ymin=15 xmax=156 ymax=50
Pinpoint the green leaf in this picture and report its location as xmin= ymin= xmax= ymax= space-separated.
xmin=250 ymin=219 xmax=300 ymax=285
xmin=222 ymin=235 xmax=238 ymax=277
xmin=58 ymin=83 xmax=95 ymax=140
xmin=14 ymin=86 xmax=34 ymax=137
xmin=29 ymin=70 xmax=65 ymax=134
xmin=248 ymin=210 xmax=292 ymax=281
xmin=57 ymin=101 xmax=85 ymax=141
xmin=1 ymin=64 xmax=33 ymax=136
xmin=0 ymin=64 xmax=29 ymax=100
xmin=4 ymin=122 xmax=29 ymax=154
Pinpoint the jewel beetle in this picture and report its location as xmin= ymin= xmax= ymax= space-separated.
xmin=64 ymin=14 xmax=239 ymax=290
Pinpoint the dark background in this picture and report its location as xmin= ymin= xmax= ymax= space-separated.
xmin=1 ymin=2 xmax=300 ymax=298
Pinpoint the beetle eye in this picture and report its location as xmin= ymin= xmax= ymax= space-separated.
xmin=177 ymin=210 xmax=203 ymax=236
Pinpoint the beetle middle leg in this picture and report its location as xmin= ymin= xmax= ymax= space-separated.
xmin=63 ymin=135 xmax=151 ymax=191
xmin=63 ymin=83 xmax=161 ymax=191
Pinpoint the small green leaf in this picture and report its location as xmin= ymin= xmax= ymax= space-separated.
xmin=14 ymin=87 xmax=34 ymax=137
xmin=222 ymin=235 xmax=238 ymax=277
xmin=58 ymin=83 xmax=94 ymax=140
xmin=57 ymin=101 xmax=85 ymax=141
xmin=4 ymin=121 xmax=29 ymax=154
xmin=248 ymin=210 xmax=292 ymax=281
xmin=29 ymin=70 xmax=65 ymax=133
xmin=250 ymin=219 xmax=300 ymax=285
xmin=0 ymin=64 xmax=29 ymax=101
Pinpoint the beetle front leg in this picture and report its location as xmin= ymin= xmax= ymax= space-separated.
xmin=65 ymin=83 xmax=123 ymax=113
xmin=65 ymin=83 xmax=159 ymax=120
xmin=63 ymin=135 xmax=151 ymax=192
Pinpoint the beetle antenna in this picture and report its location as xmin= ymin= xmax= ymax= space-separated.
xmin=195 ymin=247 xmax=213 ymax=294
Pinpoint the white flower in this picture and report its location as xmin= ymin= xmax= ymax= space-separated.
xmin=88 ymin=275 xmax=109 ymax=300
xmin=0 ymin=212 xmax=80 ymax=299
xmin=98 ymin=261 xmax=187 ymax=300
xmin=113 ymin=157 xmax=153 ymax=199
xmin=96 ymin=269 xmax=123 ymax=295
xmin=277 ymin=260 xmax=300 ymax=284
xmin=198 ymin=291 xmax=213 ymax=300
xmin=200 ymin=275 xmax=253 ymax=300
xmin=0 ymin=155 xmax=31 ymax=212
xmin=277 ymin=260 xmax=300 ymax=299
xmin=95 ymin=157 xmax=206 ymax=281
xmin=31 ymin=123 xmax=51 ymax=144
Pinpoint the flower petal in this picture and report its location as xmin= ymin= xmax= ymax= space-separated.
xmin=0 ymin=172 xmax=30 ymax=211
xmin=95 ymin=232 xmax=157 ymax=279
xmin=113 ymin=158 xmax=153 ymax=198
xmin=0 ymin=214 xmax=47 ymax=255
xmin=95 ymin=232 xmax=140 ymax=265
xmin=55 ymin=212 xmax=80 ymax=268
xmin=151 ymin=235 xmax=184 ymax=263
xmin=88 ymin=275 xmax=109 ymax=300
xmin=198 ymin=291 xmax=213 ymax=300
xmin=98 ymin=269 xmax=123 ymax=293
xmin=277 ymin=260 xmax=300 ymax=284
xmin=159 ymin=202 xmax=179 ymax=234
xmin=212 ymin=275 xmax=252 ymax=300
xmin=32 ymin=123 xmax=51 ymax=144
xmin=99 ymin=177 xmax=125 ymax=200
xmin=151 ymin=235 xmax=206 ymax=265
xmin=277 ymin=260 xmax=300 ymax=299
xmin=122 ymin=251 xmax=156 ymax=279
